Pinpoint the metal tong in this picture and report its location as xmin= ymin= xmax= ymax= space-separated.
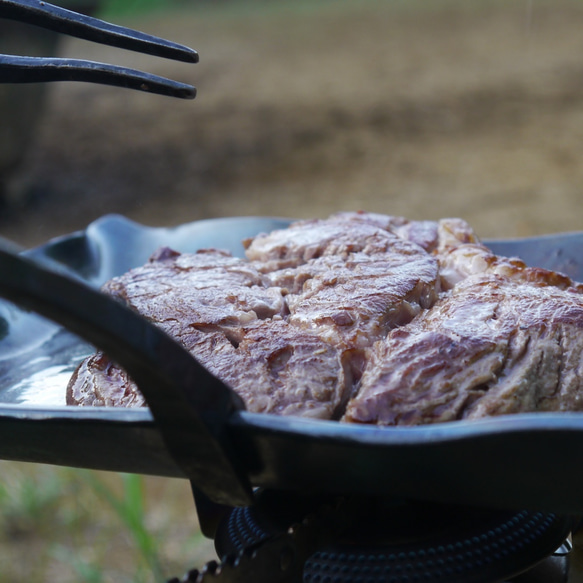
xmin=0 ymin=0 xmax=197 ymax=98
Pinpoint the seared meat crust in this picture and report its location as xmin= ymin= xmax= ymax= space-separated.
xmin=436 ymin=218 xmax=580 ymax=292
xmin=344 ymin=274 xmax=583 ymax=425
xmin=67 ymin=246 xmax=355 ymax=418
xmin=102 ymin=247 xmax=286 ymax=346
xmin=245 ymin=214 xmax=439 ymax=346
xmin=67 ymin=212 xmax=583 ymax=426
xmin=69 ymin=322 xmax=353 ymax=419
xmin=68 ymin=351 xmax=140 ymax=407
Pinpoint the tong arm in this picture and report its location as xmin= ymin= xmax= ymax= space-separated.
xmin=0 ymin=0 xmax=197 ymax=98
xmin=0 ymin=55 xmax=196 ymax=98
xmin=0 ymin=246 xmax=252 ymax=506
xmin=0 ymin=0 xmax=198 ymax=62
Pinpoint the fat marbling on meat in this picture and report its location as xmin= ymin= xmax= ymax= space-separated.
xmin=344 ymin=274 xmax=583 ymax=425
xmin=67 ymin=213 xmax=440 ymax=419
xmin=244 ymin=213 xmax=440 ymax=347
xmin=67 ymin=212 xmax=583 ymax=426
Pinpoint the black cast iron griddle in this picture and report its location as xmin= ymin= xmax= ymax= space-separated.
xmin=1 ymin=215 xmax=583 ymax=511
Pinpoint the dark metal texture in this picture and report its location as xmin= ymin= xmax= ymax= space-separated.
xmin=168 ymin=531 xmax=306 ymax=583
xmin=183 ymin=491 xmax=578 ymax=583
xmin=0 ymin=0 xmax=198 ymax=62
xmin=1 ymin=216 xmax=583 ymax=513
xmin=0 ymin=55 xmax=196 ymax=97
xmin=0 ymin=245 xmax=252 ymax=506
xmin=0 ymin=0 xmax=197 ymax=97
xmin=510 ymin=555 xmax=569 ymax=583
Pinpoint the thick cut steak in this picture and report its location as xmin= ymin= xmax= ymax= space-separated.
xmin=68 ymin=214 xmax=439 ymax=419
xmin=67 ymin=212 xmax=583 ymax=425
xmin=245 ymin=213 xmax=440 ymax=347
xmin=68 ymin=322 xmax=354 ymax=419
xmin=101 ymin=247 xmax=286 ymax=347
xmin=344 ymin=274 xmax=583 ymax=425
xmin=67 ymin=247 xmax=353 ymax=418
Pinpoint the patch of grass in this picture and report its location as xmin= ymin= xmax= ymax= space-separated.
xmin=51 ymin=545 xmax=106 ymax=583
xmin=99 ymin=0 xmax=186 ymax=18
xmin=79 ymin=471 xmax=165 ymax=581
xmin=0 ymin=462 xmax=214 ymax=583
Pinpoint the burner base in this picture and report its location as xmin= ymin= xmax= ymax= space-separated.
xmin=216 ymin=492 xmax=577 ymax=583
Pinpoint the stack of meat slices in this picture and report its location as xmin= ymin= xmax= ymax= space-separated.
xmin=67 ymin=212 xmax=583 ymax=425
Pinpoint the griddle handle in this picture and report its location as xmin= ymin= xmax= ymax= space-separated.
xmin=0 ymin=247 xmax=253 ymax=507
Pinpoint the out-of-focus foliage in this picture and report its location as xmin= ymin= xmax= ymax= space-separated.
xmin=0 ymin=462 xmax=215 ymax=582
xmin=100 ymin=0 xmax=189 ymax=17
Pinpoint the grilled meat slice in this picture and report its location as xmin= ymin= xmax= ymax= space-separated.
xmin=435 ymin=217 xmax=582 ymax=291
xmin=283 ymin=252 xmax=438 ymax=347
xmin=331 ymin=211 xmax=441 ymax=252
xmin=68 ymin=321 xmax=354 ymax=418
xmin=67 ymin=245 xmax=356 ymax=418
xmin=344 ymin=274 xmax=583 ymax=426
xmin=245 ymin=214 xmax=440 ymax=347
xmin=101 ymin=247 xmax=287 ymax=347
xmin=218 ymin=320 xmax=356 ymax=418
xmin=67 ymin=246 xmax=285 ymax=406
xmin=244 ymin=213 xmax=439 ymax=273
xmin=67 ymin=351 xmax=140 ymax=407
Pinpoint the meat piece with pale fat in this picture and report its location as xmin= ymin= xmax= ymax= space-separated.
xmin=67 ymin=241 xmax=361 ymax=419
xmin=67 ymin=212 xmax=583 ymax=426
xmin=344 ymin=274 xmax=583 ymax=425
xmin=68 ymin=321 xmax=354 ymax=419
xmin=245 ymin=214 xmax=440 ymax=347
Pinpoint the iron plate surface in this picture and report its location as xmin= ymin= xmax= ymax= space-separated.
xmin=1 ymin=215 xmax=583 ymax=512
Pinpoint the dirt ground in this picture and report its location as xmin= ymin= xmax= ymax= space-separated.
xmin=2 ymin=0 xmax=583 ymax=249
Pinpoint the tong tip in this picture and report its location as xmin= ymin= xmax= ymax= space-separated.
xmin=184 ymin=48 xmax=199 ymax=65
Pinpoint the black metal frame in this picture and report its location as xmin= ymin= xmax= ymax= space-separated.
xmin=0 ymin=243 xmax=252 ymax=506
xmin=2 ymin=216 xmax=583 ymax=514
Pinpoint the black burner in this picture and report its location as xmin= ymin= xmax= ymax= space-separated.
xmin=214 ymin=491 xmax=577 ymax=583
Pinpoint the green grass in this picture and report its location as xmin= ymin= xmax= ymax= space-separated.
xmin=0 ymin=462 xmax=214 ymax=582
xmin=80 ymin=472 xmax=165 ymax=581
xmin=99 ymin=0 xmax=187 ymax=18
xmin=98 ymin=0 xmax=560 ymax=21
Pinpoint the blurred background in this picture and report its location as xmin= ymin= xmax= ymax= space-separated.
xmin=3 ymin=0 xmax=583 ymax=248
xmin=1 ymin=0 xmax=583 ymax=580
